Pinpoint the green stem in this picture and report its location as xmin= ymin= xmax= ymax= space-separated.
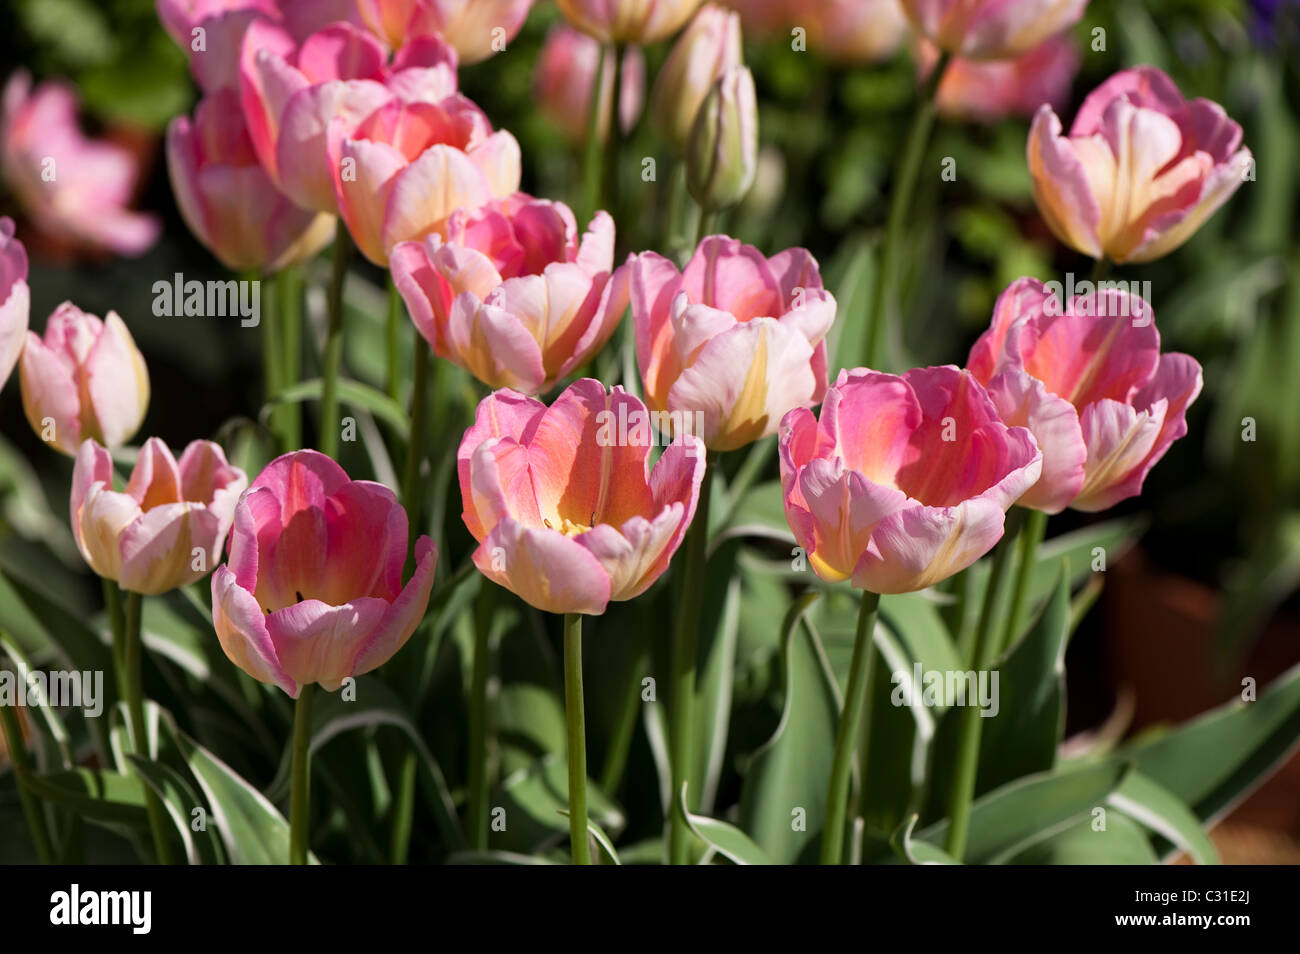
xmin=386 ymin=276 xmax=403 ymax=403
xmin=821 ymin=589 xmax=882 ymax=865
xmin=466 ymin=578 xmax=495 ymax=851
xmin=0 ymin=674 xmax=54 ymax=863
xmin=104 ymin=579 xmax=126 ymax=704
xmin=563 ymin=613 xmax=590 ymax=865
xmin=668 ymin=455 xmax=715 ymax=865
xmin=582 ymin=44 xmax=610 ymax=223
xmin=260 ymin=269 xmax=285 ymax=450
xmin=402 ymin=342 xmax=430 ymax=544
xmin=280 ymin=266 xmax=303 ymax=452
xmin=598 ymin=648 xmax=645 ymax=795
xmin=944 ymin=514 xmax=1022 ymax=859
xmin=1002 ymin=508 xmax=1049 ymax=654
xmin=289 ymin=683 xmax=315 ymax=865
xmin=1089 ymin=256 xmax=1112 ymax=286
xmin=318 ymin=221 xmax=351 ymax=458
xmin=863 ymin=52 xmax=948 ymax=371
xmin=695 ymin=208 xmax=716 ymax=249
xmin=122 ymin=590 xmax=174 ymax=864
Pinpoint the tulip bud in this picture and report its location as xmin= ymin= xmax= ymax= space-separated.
xmin=650 ymin=4 xmax=742 ymax=155
xmin=19 ymin=303 xmax=150 ymax=455
xmin=686 ymin=65 xmax=757 ymax=213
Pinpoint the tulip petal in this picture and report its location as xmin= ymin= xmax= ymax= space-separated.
xmin=473 ymin=518 xmax=611 ymax=615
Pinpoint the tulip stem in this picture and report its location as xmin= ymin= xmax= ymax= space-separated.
xmin=1089 ymin=256 xmax=1112 ymax=285
xmin=402 ymin=341 xmax=430 ymax=538
xmin=0 ymin=651 xmax=55 ymax=863
xmin=1002 ymin=508 xmax=1049 ymax=654
xmin=562 ymin=613 xmax=590 ymax=865
xmin=945 ymin=513 xmax=1022 ymax=860
xmin=280 ymin=265 xmax=303 ymax=451
xmin=259 ymin=268 xmax=285 ymax=449
xmin=121 ymin=589 xmax=175 ymax=865
xmin=668 ymin=456 xmax=716 ymax=865
xmin=319 ymin=221 xmax=351 ymax=459
xmin=821 ymin=589 xmax=882 ymax=865
xmin=289 ymin=683 xmax=314 ymax=865
xmin=863 ymin=52 xmax=948 ymax=371
xmin=386 ymin=276 xmax=403 ymax=403
xmin=467 ymin=578 xmax=496 ymax=851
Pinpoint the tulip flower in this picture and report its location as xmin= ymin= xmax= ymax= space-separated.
xmin=779 ymin=365 xmax=1043 ymax=593
xmin=650 ymin=4 xmax=742 ymax=155
xmin=620 ymin=235 xmax=835 ymax=451
xmin=19 ymin=303 xmax=150 ymax=456
xmin=168 ymin=90 xmax=336 ymax=271
xmin=686 ymin=66 xmax=757 ymax=212
xmin=71 ymin=438 xmax=248 ymax=595
xmin=239 ymin=18 xmax=463 ymax=214
xmin=1028 ymin=65 xmax=1254 ymax=264
xmin=803 ymin=0 xmax=908 ymax=65
xmin=391 ymin=195 xmax=626 ymax=393
xmin=326 ymin=77 xmax=522 ymax=264
xmin=921 ymin=34 xmax=1079 ymax=122
xmin=356 ymin=0 xmax=534 ymax=64
xmin=211 ymin=450 xmax=437 ymax=697
xmin=0 ymin=72 xmax=160 ymax=258
xmin=534 ymin=25 xmax=645 ymax=146
xmin=967 ymin=277 xmax=1202 ymax=513
xmin=900 ymin=0 xmax=1089 ymax=60
xmin=458 ymin=379 xmax=706 ymax=615
xmin=557 ymin=0 xmax=704 ymax=44
xmin=0 ymin=218 xmax=30 ymax=392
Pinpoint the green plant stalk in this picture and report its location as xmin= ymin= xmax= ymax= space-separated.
xmin=1089 ymin=255 xmax=1112 ymax=285
xmin=318 ymin=222 xmax=351 ymax=458
xmin=862 ymin=53 xmax=948 ymax=371
xmin=386 ymin=276 xmax=403 ymax=403
xmin=563 ymin=613 xmax=590 ymax=865
xmin=280 ymin=265 xmax=303 ymax=451
xmin=0 ymin=676 xmax=54 ymax=863
xmin=466 ymin=578 xmax=495 ymax=851
xmin=821 ymin=589 xmax=882 ymax=865
xmin=944 ymin=516 xmax=1022 ymax=859
xmin=1002 ymin=508 xmax=1049 ymax=654
xmin=668 ymin=456 xmax=715 ymax=865
xmin=581 ymin=44 xmax=609 ymax=224
xmin=121 ymin=590 xmax=175 ymax=864
xmin=259 ymin=269 xmax=285 ymax=449
xmin=598 ymin=647 xmax=645 ymax=795
xmin=104 ymin=579 xmax=126 ymax=703
xmin=289 ymin=682 xmax=315 ymax=865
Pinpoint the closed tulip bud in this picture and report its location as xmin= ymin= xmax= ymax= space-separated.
xmin=20 ymin=304 xmax=150 ymax=455
xmin=686 ymin=65 xmax=757 ymax=213
xmin=71 ymin=438 xmax=248 ymax=595
xmin=651 ymin=4 xmax=741 ymax=155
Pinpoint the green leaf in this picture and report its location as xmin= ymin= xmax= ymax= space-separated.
xmin=126 ymin=755 xmax=226 ymax=865
xmin=0 ymin=632 xmax=73 ymax=764
xmin=177 ymin=732 xmax=315 ymax=865
xmin=1118 ymin=659 xmax=1300 ymax=826
xmin=1106 ymin=771 xmax=1219 ymax=865
xmin=693 ymin=542 xmax=743 ymax=814
xmin=0 ymin=570 xmax=112 ymax=678
xmin=558 ymin=811 xmax=622 ymax=865
xmin=737 ymin=591 xmax=834 ymax=864
xmin=681 ymin=786 xmax=776 ymax=865
xmin=890 ymin=815 xmax=959 ymax=865
xmin=265 ymin=377 xmax=410 ymax=439
xmin=714 ymin=481 xmax=795 ymax=548
xmin=918 ymin=761 xmax=1131 ymax=864
xmin=491 ymin=754 xmax=624 ymax=855
xmin=18 ymin=768 xmax=148 ymax=830
xmin=1004 ymin=811 xmax=1158 ymax=865
xmin=1030 ymin=517 xmax=1145 ymax=600
xmin=444 ymin=850 xmax=560 ymax=865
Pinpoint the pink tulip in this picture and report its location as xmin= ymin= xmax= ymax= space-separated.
xmin=619 ymin=235 xmax=836 ymax=451
xmin=211 ymin=450 xmax=437 ymax=697
xmin=239 ymin=18 xmax=458 ymax=213
xmin=168 ymin=90 xmax=336 ymax=271
xmin=356 ymin=0 xmax=534 ymax=64
xmin=921 ymin=34 xmax=1079 ymax=122
xmin=20 ymin=304 xmax=150 ymax=455
xmin=326 ymin=69 xmax=522 ymax=264
xmin=458 ymin=380 xmax=705 ymax=615
xmin=157 ymin=0 xmax=364 ymax=92
xmin=71 ymin=438 xmax=248 ymax=595
xmin=534 ymin=24 xmax=645 ymax=146
xmin=779 ymin=366 xmax=1043 ymax=593
xmin=557 ymin=0 xmax=704 ymax=44
xmin=391 ymin=194 xmax=626 ymax=393
xmin=804 ymin=0 xmax=908 ymax=65
xmin=967 ymin=277 xmax=1202 ymax=513
xmin=0 ymin=72 xmax=160 ymax=258
xmin=650 ymin=4 xmax=742 ymax=154
xmin=0 ymin=218 xmax=30 ymax=392
xmin=1028 ymin=66 xmax=1253 ymax=264
xmin=900 ymin=0 xmax=1088 ymax=60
